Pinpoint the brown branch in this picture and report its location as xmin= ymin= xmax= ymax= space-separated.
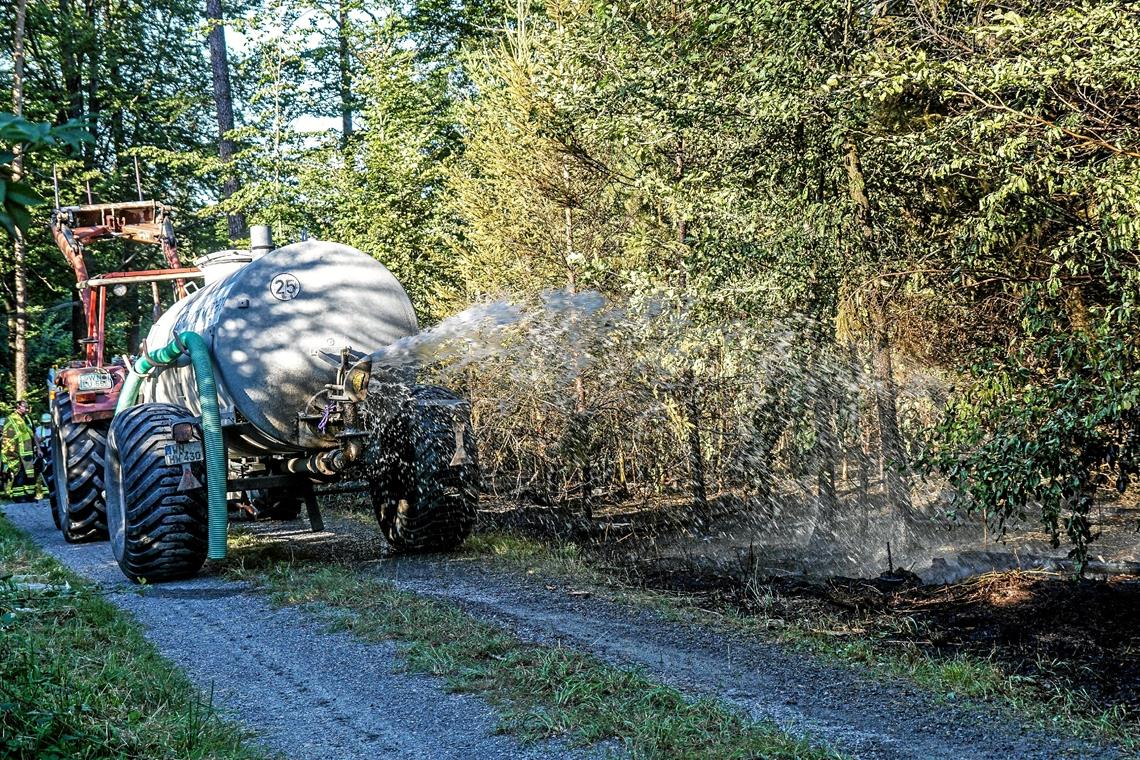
xmin=954 ymin=80 xmax=1140 ymax=159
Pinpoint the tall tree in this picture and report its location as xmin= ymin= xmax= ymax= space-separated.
xmin=206 ymin=0 xmax=245 ymax=241
xmin=336 ymin=0 xmax=352 ymax=144
xmin=11 ymin=0 xmax=29 ymax=399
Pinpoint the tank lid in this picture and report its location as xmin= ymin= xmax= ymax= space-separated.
xmin=194 ymin=249 xmax=253 ymax=268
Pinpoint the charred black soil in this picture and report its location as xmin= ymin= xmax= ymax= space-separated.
xmin=643 ymin=567 xmax=1140 ymax=717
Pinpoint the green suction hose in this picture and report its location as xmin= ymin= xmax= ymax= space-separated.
xmin=118 ymin=331 xmax=229 ymax=559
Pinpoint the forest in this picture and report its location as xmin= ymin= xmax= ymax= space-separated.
xmin=1 ymin=0 xmax=1139 ymax=568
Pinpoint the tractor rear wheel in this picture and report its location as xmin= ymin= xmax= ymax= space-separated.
xmin=50 ymin=392 xmax=109 ymax=543
xmin=105 ymin=403 xmax=208 ymax=583
xmin=371 ymin=385 xmax=478 ymax=552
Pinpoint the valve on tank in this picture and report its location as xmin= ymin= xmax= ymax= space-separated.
xmin=296 ymin=346 xmax=377 ymax=464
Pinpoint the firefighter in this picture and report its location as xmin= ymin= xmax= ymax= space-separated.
xmin=3 ymin=400 xmax=37 ymax=502
xmin=34 ymin=412 xmax=52 ymax=497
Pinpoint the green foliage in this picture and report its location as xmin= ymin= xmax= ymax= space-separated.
xmin=922 ymin=295 xmax=1140 ymax=569
xmin=6 ymin=0 xmax=1140 ymax=561
xmin=0 ymin=0 xmax=229 ymax=396
xmin=859 ymin=1 xmax=1140 ymax=566
xmin=0 ymin=113 xmax=88 ymax=236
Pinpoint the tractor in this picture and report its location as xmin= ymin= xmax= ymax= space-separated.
xmin=47 ymin=197 xmax=202 ymax=541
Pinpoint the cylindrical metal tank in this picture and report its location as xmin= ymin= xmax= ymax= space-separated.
xmin=139 ymin=240 xmax=418 ymax=455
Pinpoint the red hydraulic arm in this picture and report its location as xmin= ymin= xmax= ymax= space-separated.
xmin=50 ymin=200 xmax=195 ymax=365
xmin=48 ymin=196 xmax=205 ymax=424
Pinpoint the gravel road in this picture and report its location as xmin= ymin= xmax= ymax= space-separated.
xmin=8 ymin=501 xmax=1129 ymax=760
xmin=3 ymin=502 xmax=581 ymax=760
xmin=372 ymin=550 xmax=1127 ymax=760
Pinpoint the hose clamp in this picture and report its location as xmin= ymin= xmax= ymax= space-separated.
xmin=146 ymin=333 xmax=188 ymax=369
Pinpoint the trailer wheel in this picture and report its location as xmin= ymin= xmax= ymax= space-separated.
xmin=371 ymin=385 xmax=478 ymax=552
xmin=105 ymin=403 xmax=208 ymax=583
xmin=50 ymin=392 xmax=109 ymax=543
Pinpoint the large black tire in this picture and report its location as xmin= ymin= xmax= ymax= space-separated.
xmin=105 ymin=403 xmax=208 ymax=583
xmin=371 ymin=385 xmax=479 ymax=552
xmin=50 ymin=392 xmax=109 ymax=543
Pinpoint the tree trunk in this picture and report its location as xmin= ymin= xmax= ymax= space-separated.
xmin=12 ymin=0 xmax=29 ymax=400
xmin=843 ymin=133 xmax=914 ymax=540
xmin=748 ymin=374 xmax=790 ymax=511
xmin=844 ymin=137 xmax=873 ymax=241
xmin=83 ymin=0 xmax=100 ymax=173
xmin=337 ymin=0 xmax=353 ymax=145
xmin=846 ymin=342 xmax=872 ymax=537
xmin=205 ymin=0 xmax=246 ymax=241
xmin=57 ymin=0 xmax=87 ymax=353
xmin=107 ymin=0 xmax=125 ymax=169
xmin=673 ymin=139 xmax=707 ymax=510
xmin=685 ymin=381 xmax=707 ymax=508
xmin=872 ymin=325 xmax=913 ymax=530
xmin=814 ymin=385 xmax=839 ymax=527
xmin=561 ymin=163 xmax=592 ymax=516
xmin=57 ymin=0 xmax=84 ymax=127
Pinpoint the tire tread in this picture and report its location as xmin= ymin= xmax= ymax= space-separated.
xmin=107 ymin=403 xmax=208 ymax=582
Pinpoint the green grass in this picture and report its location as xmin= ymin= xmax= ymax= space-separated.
xmin=462 ymin=529 xmax=1138 ymax=751
xmin=0 ymin=513 xmax=266 ymax=760
xmin=463 ymin=531 xmax=592 ymax=567
xmin=225 ymin=549 xmax=842 ymax=759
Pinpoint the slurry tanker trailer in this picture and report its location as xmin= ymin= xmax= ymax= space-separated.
xmin=102 ymin=226 xmax=478 ymax=582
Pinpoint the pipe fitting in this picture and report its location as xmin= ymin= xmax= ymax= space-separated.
xmin=250 ymin=225 xmax=273 ymax=259
xmin=285 ymin=449 xmax=346 ymax=478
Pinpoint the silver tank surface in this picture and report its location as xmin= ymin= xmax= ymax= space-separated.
xmin=140 ymin=240 xmax=418 ymax=454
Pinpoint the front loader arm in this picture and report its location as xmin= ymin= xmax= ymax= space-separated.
xmin=50 ymin=200 xmax=188 ymax=325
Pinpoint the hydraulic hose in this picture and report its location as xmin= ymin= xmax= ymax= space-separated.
xmin=117 ymin=331 xmax=228 ymax=559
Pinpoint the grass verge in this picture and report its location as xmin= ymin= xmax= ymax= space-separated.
xmin=0 ymin=512 xmax=265 ymax=760
xmin=225 ymin=540 xmax=841 ymax=759
xmin=462 ymin=531 xmax=1137 ymax=751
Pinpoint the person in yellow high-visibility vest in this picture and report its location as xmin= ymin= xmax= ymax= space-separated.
xmin=3 ymin=400 xmax=37 ymax=502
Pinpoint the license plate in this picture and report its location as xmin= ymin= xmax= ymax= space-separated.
xmin=78 ymin=372 xmax=113 ymax=391
xmin=164 ymin=442 xmax=203 ymax=466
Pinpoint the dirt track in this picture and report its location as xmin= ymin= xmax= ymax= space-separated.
xmin=2 ymin=502 xmax=583 ymax=760
xmin=6 ymin=502 xmax=1128 ymax=759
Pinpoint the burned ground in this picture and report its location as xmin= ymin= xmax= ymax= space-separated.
xmin=640 ymin=567 xmax=1140 ymax=717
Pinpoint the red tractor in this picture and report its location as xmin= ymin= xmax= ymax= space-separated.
xmin=47 ymin=199 xmax=203 ymax=541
